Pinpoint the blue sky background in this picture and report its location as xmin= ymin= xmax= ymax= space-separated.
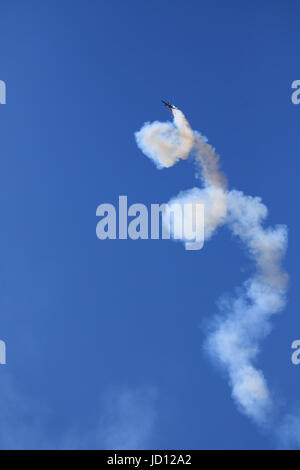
xmin=0 ymin=0 xmax=299 ymax=449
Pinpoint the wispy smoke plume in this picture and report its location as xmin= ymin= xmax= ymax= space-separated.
xmin=99 ymin=387 xmax=157 ymax=450
xmin=135 ymin=108 xmax=195 ymax=169
xmin=208 ymin=189 xmax=287 ymax=424
xmin=135 ymin=106 xmax=289 ymax=433
xmin=276 ymin=409 xmax=300 ymax=449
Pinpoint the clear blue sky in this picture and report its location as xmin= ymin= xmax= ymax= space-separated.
xmin=0 ymin=0 xmax=299 ymax=449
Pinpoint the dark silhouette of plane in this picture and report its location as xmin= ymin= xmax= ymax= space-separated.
xmin=161 ymin=100 xmax=176 ymax=112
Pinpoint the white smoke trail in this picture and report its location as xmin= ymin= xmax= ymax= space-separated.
xmin=135 ymin=108 xmax=195 ymax=169
xmin=135 ymin=106 xmax=288 ymax=428
xmin=208 ymin=189 xmax=288 ymax=424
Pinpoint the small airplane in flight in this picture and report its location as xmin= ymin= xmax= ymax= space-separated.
xmin=161 ymin=100 xmax=176 ymax=112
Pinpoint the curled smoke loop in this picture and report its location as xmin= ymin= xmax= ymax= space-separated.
xmin=135 ymin=106 xmax=289 ymax=432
